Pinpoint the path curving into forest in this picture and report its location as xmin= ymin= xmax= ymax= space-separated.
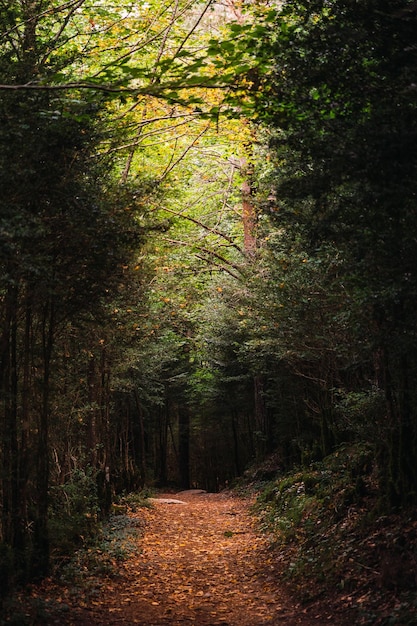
xmin=41 ymin=490 xmax=351 ymax=625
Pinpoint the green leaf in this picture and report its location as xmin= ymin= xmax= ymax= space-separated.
xmin=219 ymin=41 xmax=235 ymax=53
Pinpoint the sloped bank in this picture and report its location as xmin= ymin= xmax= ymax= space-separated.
xmin=248 ymin=444 xmax=417 ymax=625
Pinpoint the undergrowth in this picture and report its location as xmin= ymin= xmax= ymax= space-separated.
xmin=58 ymin=513 xmax=146 ymax=587
xmin=253 ymin=443 xmax=417 ymax=625
xmin=0 ymin=492 xmax=151 ymax=625
xmin=254 ymin=444 xmax=373 ymax=580
xmin=55 ymin=490 xmax=153 ymax=586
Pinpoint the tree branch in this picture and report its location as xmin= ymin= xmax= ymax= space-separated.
xmin=195 ymin=254 xmax=240 ymax=280
xmin=161 ymin=207 xmax=244 ymax=255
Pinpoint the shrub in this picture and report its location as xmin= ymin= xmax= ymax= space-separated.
xmin=48 ymin=468 xmax=100 ymax=560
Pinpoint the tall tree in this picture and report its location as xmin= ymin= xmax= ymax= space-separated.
xmin=237 ymin=0 xmax=417 ymax=506
xmin=0 ymin=0 xmax=149 ymax=584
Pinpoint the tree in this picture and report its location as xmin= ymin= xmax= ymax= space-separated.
xmin=238 ymin=0 xmax=417 ymax=506
xmin=0 ymin=0 xmax=153 ymax=585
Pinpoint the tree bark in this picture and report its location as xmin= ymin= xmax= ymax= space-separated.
xmin=32 ymin=300 xmax=55 ymax=578
xmin=2 ymin=287 xmax=19 ymax=543
xmin=178 ymin=406 xmax=190 ymax=489
xmin=134 ymin=389 xmax=147 ymax=488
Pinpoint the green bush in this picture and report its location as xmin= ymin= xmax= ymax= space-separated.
xmin=255 ymin=443 xmax=375 ymax=583
xmin=116 ymin=489 xmax=154 ymax=512
xmin=59 ymin=514 xmax=145 ymax=585
xmin=48 ymin=468 xmax=100 ymax=560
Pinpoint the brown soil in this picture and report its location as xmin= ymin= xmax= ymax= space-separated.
xmin=19 ymin=490 xmax=355 ymax=625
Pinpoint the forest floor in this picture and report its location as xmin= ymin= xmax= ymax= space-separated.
xmin=4 ymin=489 xmax=356 ymax=626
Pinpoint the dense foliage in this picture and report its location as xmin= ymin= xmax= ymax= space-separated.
xmin=1 ymin=0 xmax=417 ymax=602
xmin=0 ymin=0 xmax=152 ymax=590
xmin=241 ymin=0 xmax=417 ymax=506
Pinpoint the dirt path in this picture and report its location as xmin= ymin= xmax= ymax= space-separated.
xmin=37 ymin=490 xmax=352 ymax=625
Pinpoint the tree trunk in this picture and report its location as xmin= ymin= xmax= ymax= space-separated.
xmin=134 ymin=389 xmax=147 ymax=488
xmin=157 ymin=404 xmax=169 ymax=486
xmin=87 ymin=356 xmax=98 ymax=467
xmin=31 ymin=300 xmax=54 ymax=579
xmin=178 ymin=406 xmax=190 ymax=489
xmin=242 ymin=180 xmax=256 ymax=254
xmin=254 ymin=375 xmax=269 ymax=458
xmin=19 ymin=296 xmax=32 ymax=541
xmin=0 ymin=284 xmax=22 ymax=586
xmin=231 ymin=409 xmax=242 ymax=476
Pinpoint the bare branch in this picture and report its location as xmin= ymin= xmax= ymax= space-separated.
xmin=164 ymin=238 xmax=244 ymax=275
xmin=198 ymin=246 xmax=244 ymax=274
xmin=0 ymin=80 xmax=226 ymax=93
xmin=194 ymin=254 xmax=241 ymax=280
xmin=172 ymin=0 xmax=215 ymax=59
xmin=158 ymin=123 xmax=210 ymax=180
xmin=160 ymin=207 xmax=244 ymax=255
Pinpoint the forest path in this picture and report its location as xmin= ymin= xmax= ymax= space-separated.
xmin=40 ymin=490 xmax=350 ymax=625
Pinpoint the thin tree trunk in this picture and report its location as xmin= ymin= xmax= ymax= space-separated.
xmin=178 ymin=406 xmax=190 ymax=489
xmin=1 ymin=285 xmax=20 ymax=558
xmin=254 ymin=375 xmax=268 ymax=458
xmin=158 ymin=404 xmax=169 ymax=485
xmin=242 ymin=179 xmax=257 ymax=254
xmin=134 ymin=389 xmax=147 ymax=488
xmin=87 ymin=356 xmax=99 ymax=467
xmin=231 ymin=409 xmax=242 ymax=476
xmin=32 ymin=300 xmax=55 ymax=578
xmin=19 ymin=296 xmax=32 ymax=535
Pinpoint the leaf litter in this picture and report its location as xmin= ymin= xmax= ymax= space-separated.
xmin=3 ymin=491 xmax=353 ymax=625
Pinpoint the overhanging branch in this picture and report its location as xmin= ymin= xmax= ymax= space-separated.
xmin=161 ymin=206 xmax=244 ymax=255
xmin=0 ymin=80 xmax=227 ymax=95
